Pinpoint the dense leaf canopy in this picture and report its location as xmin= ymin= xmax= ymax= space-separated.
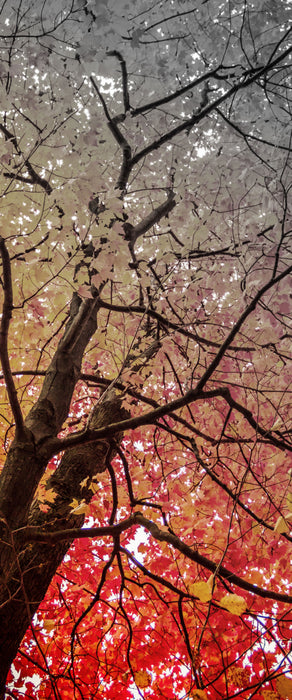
xmin=0 ymin=1 xmax=291 ymax=699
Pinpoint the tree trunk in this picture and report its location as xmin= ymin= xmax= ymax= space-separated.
xmin=0 ymin=293 xmax=129 ymax=695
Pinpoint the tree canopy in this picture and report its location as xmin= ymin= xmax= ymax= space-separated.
xmin=0 ymin=0 xmax=291 ymax=698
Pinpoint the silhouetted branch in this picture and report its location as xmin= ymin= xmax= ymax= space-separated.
xmin=124 ymin=189 xmax=176 ymax=251
xmin=90 ymin=75 xmax=132 ymax=191
xmin=48 ymin=381 xmax=292 ymax=456
xmin=0 ymin=124 xmax=52 ymax=194
xmin=19 ymin=513 xmax=292 ymax=604
xmin=130 ymin=45 xmax=292 ymax=168
xmin=0 ymin=237 xmax=25 ymax=438
xmin=107 ymin=50 xmax=130 ymax=112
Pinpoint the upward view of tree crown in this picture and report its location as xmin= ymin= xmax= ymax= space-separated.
xmin=0 ymin=0 xmax=291 ymax=698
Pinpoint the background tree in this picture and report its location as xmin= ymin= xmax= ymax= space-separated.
xmin=0 ymin=0 xmax=291 ymax=698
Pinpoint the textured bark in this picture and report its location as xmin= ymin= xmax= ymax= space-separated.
xmin=0 ymin=292 xmax=129 ymax=695
xmin=0 ymin=392 xmax=128 ymax=695
xmin=0 ymin=293 xmax=99 ymax=527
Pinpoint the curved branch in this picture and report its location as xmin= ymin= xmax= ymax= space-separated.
xmin=130 ymin=45 xmax=292 ymax=168
xmin=216 ymin=107 xmax=292 ymax=152
xmin=124 ymin=189 xmax=176 ymax=250
xmin=195 ymin=264 xmax=292 ymax=392
xmin=134 ymin=515 xmax=292 ymax=604
xmin=121 ymin=545 xmax=187 ymax=596
xmin=47 ymin=259 xmax=292 ymax=454
xmin=107 ymin=50 xmax=130 ymax=112
xmin=47 ymin=381 xmax=292 ymax=456
xmin=19 ymin=513 xmax=292 ymax=604
xmin=90 ymin=75 xmax=132 ymax=191
xmin=97 ymin=298 xmax=255 ymax=352
xmin=20 ymin=515 xmax=138 ymax=543
xmin=191 ymin=440 xmax=292 ymax=543
xmin=3 ymin=368 xmax=288 ymax=452
xmin=130 ymin=65 xmax=223 ymax=116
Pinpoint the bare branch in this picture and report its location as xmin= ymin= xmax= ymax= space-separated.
xmin=130 ymin=65 xmax=223 ymax=116
xmin=133 ymin=515 xmax=292 ymax=604
xmin=47 ymin=383 xmax=292 ymax=456
xmin=0 ymin=124 xmax=52 ymax=195
xmin=195 ymin=264 xmax=292 ymax=393
xmin=107 ymin=50 xmax=130 ymax=112
xmin=18 ymin=513 xmax=292 ymax=604
xmin=120 ymin=545 xmax=189 ymax=597
xmin=19 ymin=515 xmax=138 ymax=543
xmin=0 ymin=237 xmax=25 ymax=439
xmin=216 ymin=106 xmax=292 ymax=152
xmin=130 ymin=46 xmax=292 ymax=169
xmin=191 ymin=440 xmax=292 ymax=542
xmin=97 ymin=299 xmax=255 ymax=352
xmin=90 ymin=75 xmax=132 ymax=191
xmin=124 ymin=189 xmax=176 ymax=250
xmin=48 ymin=266 xmax=292 ymax=455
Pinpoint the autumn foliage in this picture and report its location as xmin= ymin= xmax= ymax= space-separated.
xmin=0 ymin=1 xmax=292 ymax=699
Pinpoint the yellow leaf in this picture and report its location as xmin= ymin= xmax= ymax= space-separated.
xmin=262 ymin=691 xmax=279 ymax=700
xmin=228 ymin=667 xmax=250 ymax=687
xmin=219 ymin=594 xmax=247 ymax=616
xmin=69 ymin=499 xmax=88 ymax=515
xmin=276 ymin=675 xmax=292 ymax=699
xmin=191 ymin=690 xmax=208 ymax=700
xmin=189 ymin=580 xmax=212 ymax=602
xmin=274 ymin=516 xmax=291 ymax=534
xmin=36 ymin=483 xmax=57 ymax=505
xmin=43 ymin=619 xmax=55 ymax=631
xmin=134 ymin=671 xmax=151 ymax=688
xmin=43 ymin=488 xmax=57 ymax=504
xmin=286 ymin=492 xmax=292 ymax=512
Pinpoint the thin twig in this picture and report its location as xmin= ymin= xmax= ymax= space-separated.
xmin=0 ymin=124 xmax=52 ymax=194
xmin=130 ymin=46 xmax=292 ymax=169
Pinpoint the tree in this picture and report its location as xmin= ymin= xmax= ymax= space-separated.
xmin=0 ymin=0 xmax=291 ymax=697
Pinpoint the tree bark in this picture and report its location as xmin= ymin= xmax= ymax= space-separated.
xmin=0 ymin=293 xmax=128 ymax=695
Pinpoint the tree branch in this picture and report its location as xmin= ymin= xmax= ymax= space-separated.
xmin=124 ymin=189 xmax=176 ymax=250
xmin=46 ymin=266 xmax=292 ymax=456
xmin=130 ymin=65 xmax=223 ymax=116
xmin=107 ymin=50 xmax=130 ymax=112
xmin=190 ymin=440 xmax=292 ymax=542
xmin=130 ymin=46 xmax=292 ymax=169
xmin=0 ymin=237 xmax=25 ymax=439
xmin=18 ymin=513 xmax=292 ymax=604
xmin=46 ymin=382 xmax=292 ymax=456
xmin=20 ymin=515 xmax=138 ymax=543
xmin=97 ymin=299 xmax=255 ymax=352
xmin=133 ymin=515 xmax=292 ymax=604
xmin=90 ymin=75 xmax=132 ymax=191
xmin=120 ymin=545 xmax=189 ymax=597
xmin=0 ymin=124 xmax=52 ymax=195
xmin=24 ymin=293 xmax=101 ymax=443
xmin=195 ymin=265 xmax=292 ymax=393
xmin=216 ymin=106 xmax=292 ymax=152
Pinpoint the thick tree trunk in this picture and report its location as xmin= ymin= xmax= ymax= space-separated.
xmin=0 ymin=292 xmax=129 ymax=695
xmin=0 ymin=393 xmax=127 ymax=695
